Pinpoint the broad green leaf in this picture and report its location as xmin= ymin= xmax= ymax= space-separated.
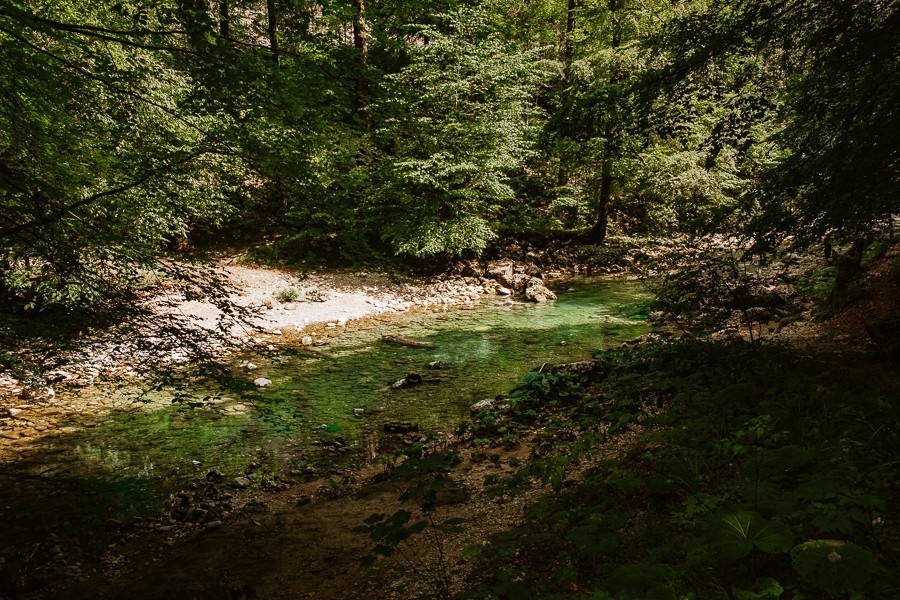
xmin=791 ymin=540 xmax=877 ymax=595
xmin=713 ymin=511 xmax=794 ymax=559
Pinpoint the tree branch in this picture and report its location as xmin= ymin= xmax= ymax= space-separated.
xmin=0 ymin=150 xmax=211 ymax=238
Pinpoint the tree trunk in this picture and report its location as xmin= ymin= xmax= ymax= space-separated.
xmin=832 ymin=237 xmax=866 ymax=304
xmin=588 ymin=135 xmax=614 ymax=244
xmin=564 ymin=0 xmax=576 ymax=65
xmin=587 ymin=0 xmax=622 ymax=245
xmin=267 ymin=0 xmax=279 ymax=64
xmin=218 ymin=1 xmax=229 ymax=38
xmin=352 ymin=0 xmax=370 ymax=125
xmin=557 ymin=0 xmax=578 ymax=188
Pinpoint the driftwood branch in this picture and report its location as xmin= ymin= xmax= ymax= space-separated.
xmin=381 ymin=334 xmax=436 ymax=348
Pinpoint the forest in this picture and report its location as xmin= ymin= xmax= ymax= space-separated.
xmin=0 ymin=0 xmax=898 ymax=598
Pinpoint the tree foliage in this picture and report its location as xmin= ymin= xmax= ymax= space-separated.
xmin=0 ymin=0 xmax=897 ymax=310
xmin=374 ymin=8 xmax=545 ymax=257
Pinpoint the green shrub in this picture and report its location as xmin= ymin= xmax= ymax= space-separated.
xmin=275 ymin=288 xmax=299 ymax=303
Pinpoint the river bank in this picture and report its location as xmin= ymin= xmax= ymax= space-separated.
xmin=1 ymin=275 xmax=653 ymax=596
xmin=0 ymin=254 xmax=565 ymax=397
xmin=5 ymin=237 xmax=890 ymax=598
xmin=1 ymin=233 xmax=787 ymax=398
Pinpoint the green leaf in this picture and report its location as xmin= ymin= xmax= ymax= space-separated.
xmin=732 ymin=576 xmax=783 ymax=600
xmin=753 ymin=577 xmax=784 ymax=598
xmin=716 ymin=511 xmax=755 ymax=559
xmin=791 ymin=540 xmax=877 ymax=595
xmin=566 ymin=524 xmax=619 ymax=557
xmin=712 ymin=511 xmax=794 ymax=559
xmin=753 ymin=519 xmax=794 ymax=554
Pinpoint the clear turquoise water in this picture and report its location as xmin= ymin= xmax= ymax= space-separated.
xmin=0 ymin=278 xmax=651 ymax=565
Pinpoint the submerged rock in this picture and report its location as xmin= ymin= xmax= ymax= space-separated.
xmin=391 ymin=373 xmax=423 ymax=389
xmin=427 ymin=360 xmax=448 ymax=370
xmin=383 ymin=421 xmax=420 ymax=434
xmin=253 ymin=377 xmax=272 ymax=387
xmin=470 ymin=398 xmax=501 ymax=414
xmin=21 ymin=386 xmax=55 ymax=402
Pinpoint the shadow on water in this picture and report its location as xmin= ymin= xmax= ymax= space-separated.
xmin=0 ymin=278 xmax=652 ymax=589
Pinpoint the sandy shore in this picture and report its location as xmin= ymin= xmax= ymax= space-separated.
xmin=158 ymin=265 xmax=473 ymax=335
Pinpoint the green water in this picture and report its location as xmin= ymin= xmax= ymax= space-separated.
xmin=0 ymin=278 xmax=651 ymax=570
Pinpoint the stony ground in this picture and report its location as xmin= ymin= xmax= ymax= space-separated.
xmin=27 ymin=435 xmax=538 ymax=600
xmin=0 ymin=255 xmax=560 ymax=396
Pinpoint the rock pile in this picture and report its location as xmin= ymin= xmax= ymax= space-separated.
xmin=484 ymin=260 xmax=556 ymax=302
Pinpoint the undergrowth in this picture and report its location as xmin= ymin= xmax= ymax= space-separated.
xmin=462 ymin=339 xmax=899 ymax=599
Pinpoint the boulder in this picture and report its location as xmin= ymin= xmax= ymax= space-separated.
xmin=470 ymin=397 xmax=509 ymax=414
xmin=524 ymin=278 xmax=557 ymax=303
xmin=45 ymin=370 xmax=73 ymax=384
xmin=551 ymin=360 xmax=608 ymax=376
xmin=459 ymin=261 xmax=483 ymax=278
xmin=188 ymin=508 xmax=208 ymax=523
xmin=486 ymin=260 xmax=515 ymax=287
xmin=508 ymin=273 xmax=532 ymax=292
xmin=206 ymin=469 xmax=226 ymax=482
xmin=524 ymin=263 xmax=543 ymax=278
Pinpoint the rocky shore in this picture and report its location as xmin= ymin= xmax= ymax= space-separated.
xmin=0 ymin=259 xmax=558 ymax=403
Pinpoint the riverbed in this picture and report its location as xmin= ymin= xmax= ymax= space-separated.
xmin=0 ymin=277 xmax=651 ymax=581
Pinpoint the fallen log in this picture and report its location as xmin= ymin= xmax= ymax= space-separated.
xmin=381 ymin=334 xmax=436 ymax=348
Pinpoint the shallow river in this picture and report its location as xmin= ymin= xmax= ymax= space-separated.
xmin=0 ymin=278 xmax=651 ymax=568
